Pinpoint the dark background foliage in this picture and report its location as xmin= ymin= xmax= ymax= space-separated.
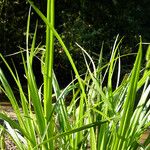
xmin=0 ymin=0 xmax=150 ymax=87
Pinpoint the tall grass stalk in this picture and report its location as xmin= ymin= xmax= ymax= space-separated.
xmin=0 ymin=1 xmax=150 ymax=150
xmin=43 ymin=0 xmax=55 ymax=149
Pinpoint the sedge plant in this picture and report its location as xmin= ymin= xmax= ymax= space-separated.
xmin=0 ymin=0 xmax=90 ymax=149
xmin=77 ymin=37 xmax=150 ymax=150
xmin=0 ymin=0 xmax=150 ymax=150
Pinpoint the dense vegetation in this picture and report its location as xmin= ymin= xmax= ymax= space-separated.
xmin=0 ymin=0 xmax=150 ymax=149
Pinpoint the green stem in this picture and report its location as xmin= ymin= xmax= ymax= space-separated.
xmin=44 ymin=0 xmax=55 ymax=149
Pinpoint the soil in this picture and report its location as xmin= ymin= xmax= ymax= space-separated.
xmin=0 ymin=102 xmax=19 ymax=150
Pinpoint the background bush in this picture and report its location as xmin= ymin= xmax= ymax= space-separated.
xmin=0 ymin=0 xmax=150 ymax=87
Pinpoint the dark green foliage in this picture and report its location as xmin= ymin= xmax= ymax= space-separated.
xmin=0 ymin=1 xmax=28 ymax=54
xmin=54 ymin=0 xmax=150 ymax=79
xmin=0 ymin=0 xmax=150 ymax=87
xmin=0 ymin=0 xmax=45 ymax=55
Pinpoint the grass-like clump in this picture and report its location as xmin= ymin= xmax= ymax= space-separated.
xmin=0 ymin=1 xmax=150 ymax=149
